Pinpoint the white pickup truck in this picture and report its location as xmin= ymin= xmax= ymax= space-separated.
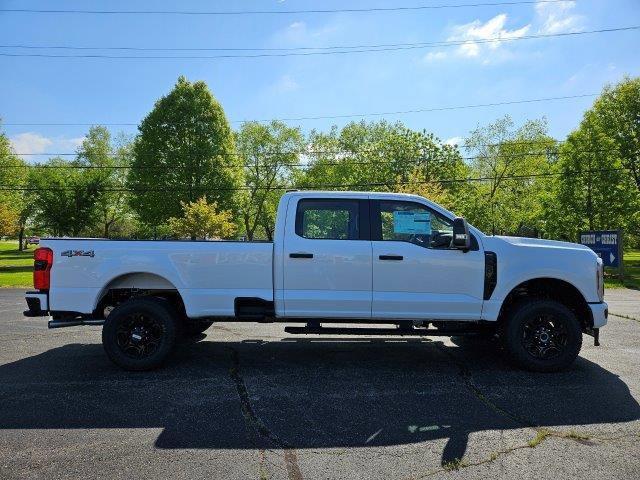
xmin=24 ymin=191 xmax=607 ymax=372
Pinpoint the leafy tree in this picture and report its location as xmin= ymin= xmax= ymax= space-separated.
xmin=128 ymin=76 xmax=243 ymax=226
xmin=588 ymin=76 xmax=640 ymax=192
xmin=462 ymin=116 xmax=556 ymax=235
xmin=29 ymin=157 xmax=102 ymax=236
xmin=168 ymin=196 xmax=236 ymax=240
xmin=0 ymin=125 xmax=30 ymax=247
xmin=77 ymin=127 xmax=134 ymax=237
xmin=236 ymin=120 xmax=304 ymax=240
xmin=544 ymin=110 xmax=638 ymax=242
xmin=297 ymin=120 xmax=468 ymax=201
xmin=0 ymin=202 xmax=18 ymax=237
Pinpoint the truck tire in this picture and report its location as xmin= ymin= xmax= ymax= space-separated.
xmin=503 ymin=300 xmax=582 ymax=372
xmin=102 ymin=297 xmax=177 ymax=371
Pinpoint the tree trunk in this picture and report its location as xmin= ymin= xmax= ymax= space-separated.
xmin=18 ymin=226 xmax=24 ymax=251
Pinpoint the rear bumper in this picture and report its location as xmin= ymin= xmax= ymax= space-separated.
xmin=589 ymin=301 xmax=608 ymax=328
xmin=24 ymin=291 xmax=49 ymax=317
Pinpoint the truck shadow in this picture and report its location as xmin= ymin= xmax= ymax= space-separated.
xmin=0 ymin=334 xmax=638 ymax=466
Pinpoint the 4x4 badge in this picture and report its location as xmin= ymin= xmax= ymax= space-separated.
xmin=61 ymin=250 xmax=95 ymax=258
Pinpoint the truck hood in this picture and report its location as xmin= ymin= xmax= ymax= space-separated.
xmin=492 ymin=236 xmax=594 ymax=252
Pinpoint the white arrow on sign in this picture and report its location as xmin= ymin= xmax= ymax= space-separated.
xmin=610 ymin=252 xmax=616 ymax=264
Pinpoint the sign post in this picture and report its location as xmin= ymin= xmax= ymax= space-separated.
xmin=579 ymin=230 xmax=624 ymax=279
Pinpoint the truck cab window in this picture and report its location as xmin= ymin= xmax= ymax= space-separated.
xmin=295 ymin=199 xmax=359 ymax=240
xmin=379 ymin=200 xmax=454 ymax=249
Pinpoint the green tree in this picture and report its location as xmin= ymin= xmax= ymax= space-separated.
xmin=168 ymin=196 xmax=236 ymax=240
xmin=128 ymin=76 xmax=243 ymax=226
xmin=30 ymin=157 xmax=102 ymax=236
xmin=297 ymin=120 xmax=468 ymax=204
xmin=0 ymin=125 xmax=30 ymax=247
xmin=462 ymin=116 xmax=556 ymax=235
xmin=77 ymin=127 xmax=133 ymax=237
xmin=236 ymin=120 xmax=304 ymax=240
xmin=0 ymin=202 xmax=18 ymax=237
xmin=589 ymin=76 xmax=640 ymax=192
xmin=544 ymin=110 xmax=638 ymax=242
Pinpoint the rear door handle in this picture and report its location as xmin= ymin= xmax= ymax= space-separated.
xmin=379 ymin=255 xmax=403 ymax=261
xmin=290 ymin=252 xmax=314 ymax=259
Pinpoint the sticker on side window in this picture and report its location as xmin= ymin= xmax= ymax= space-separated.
xmin=393 ymin=211 xmax=431 ymax=234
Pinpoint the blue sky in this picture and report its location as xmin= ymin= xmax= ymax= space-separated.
xmin=1 ymin=0 xmax=639 ymax=161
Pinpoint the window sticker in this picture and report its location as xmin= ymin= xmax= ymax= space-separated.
xmin=393 ymin=211 xmax=432 ymax=234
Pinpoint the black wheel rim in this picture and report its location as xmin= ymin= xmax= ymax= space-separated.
xmin=115 ymin=313 xmax=164 ymax=359
xmin=521 ymin=312 xmax=569 ymax=360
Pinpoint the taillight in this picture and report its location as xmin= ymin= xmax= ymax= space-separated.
xmin=33 ymin=247 xmax=53 ymax=290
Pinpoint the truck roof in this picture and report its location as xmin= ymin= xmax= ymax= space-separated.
xmin=283 ymin=190 xmax=428 ymax=201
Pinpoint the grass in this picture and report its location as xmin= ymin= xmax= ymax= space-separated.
xmin=528 ymin=428 xmax=551 ymax=448
xmin=604 ymin=250 xmax=640 ymax=289
xmin=0 ymin=241 xmax=36 ymax=288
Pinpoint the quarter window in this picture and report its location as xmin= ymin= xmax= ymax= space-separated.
xmin=295 ymin=199 xmax=360 ymax=240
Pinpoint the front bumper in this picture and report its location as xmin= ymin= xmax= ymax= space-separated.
xmin=589 ymin=301 xmax=608 ymax=328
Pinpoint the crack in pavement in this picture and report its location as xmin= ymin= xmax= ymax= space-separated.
xmin=228 ymin=347 xmax=303 ymax=480
xmin=421 ymin=342 xmax=639 ymax=476
xmin=610 ymin=312 xmax=640 ymax=323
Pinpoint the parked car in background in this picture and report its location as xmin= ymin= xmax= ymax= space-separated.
xmin=26 ymin=236 xmax=40 ymax=246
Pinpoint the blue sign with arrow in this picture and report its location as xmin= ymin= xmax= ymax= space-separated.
xmin=579 ymin=230 xmax=622 ymax=268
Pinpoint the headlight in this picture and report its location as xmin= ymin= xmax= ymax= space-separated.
xmin=596 ymin=258 xmax=604 ymax=301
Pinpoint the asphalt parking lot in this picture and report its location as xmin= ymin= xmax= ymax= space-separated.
xmin=0 ymin=289 xmax=638 ymax=480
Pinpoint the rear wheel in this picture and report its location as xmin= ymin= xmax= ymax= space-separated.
xmin=504 ymin=300 xmax=582 ymax=372
xmin=102 ymin=297 xmax=177 ymax=371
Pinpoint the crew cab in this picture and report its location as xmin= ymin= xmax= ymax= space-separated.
xmin=24 ymin=191 xmax=608 ymax=372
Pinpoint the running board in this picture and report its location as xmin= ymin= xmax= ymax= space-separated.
xmin=284 ymin=325 xmax=479 ymax=337
xmin=48 ymin=319 xmax=104 ymax=329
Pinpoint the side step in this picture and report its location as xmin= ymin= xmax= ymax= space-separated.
xmin=284 ymin=325 xmax=479 ymax=337
xmin=48 ymin=319 xmax=104 ymax=329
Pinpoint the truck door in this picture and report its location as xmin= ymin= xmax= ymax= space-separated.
xmin=370 ymin=199 xmax=484 ymax=320
xmin=282 ymin=197 xmax=372 ymax=318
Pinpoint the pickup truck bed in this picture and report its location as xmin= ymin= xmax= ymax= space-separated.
xmin=41 ymin=239 xmax=274 ymax=318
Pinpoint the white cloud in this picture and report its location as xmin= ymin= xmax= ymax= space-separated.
xmin=272 ymin=19 xmax=341 ymax=46
xmin=273 ymin=74 xmax=299 ymax=93
xmin=10 ymin=132 xmax=84 ymax=159
xmin=445 ymin=136 xmax=463 ymax=146
xmin=535 ymin=0 xmax=584 ymax=34
xmin=423 ymin=51 xmax=448 ymax=62
xmin=447 ymin=14 xmax=531 ymax=59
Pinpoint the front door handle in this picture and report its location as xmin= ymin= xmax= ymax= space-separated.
xmin=379 ymin=255 xmax=403 ymax=261
xmin=290 ymin=252 xmax=314 ymax=259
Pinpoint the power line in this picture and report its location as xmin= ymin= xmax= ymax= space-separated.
xmin=0 ymin=167 xmax=630 ymax=193
xmin=2 ymin=147 xmax=619 ymax=171
xmin=0 ymin=1 xmax=581 ymax=16
xmin=1 ymin=27 xmax=637 ymax=59
xmin=1 ymin=93 xmax=598 ymax=126
xmin=3 ymin=27 xmax=636 ymax=54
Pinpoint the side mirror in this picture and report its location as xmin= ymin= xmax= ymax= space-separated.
xmin=452 ymin=217 xmax=471 ymax=251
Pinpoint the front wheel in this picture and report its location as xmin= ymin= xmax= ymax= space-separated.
xmin=504 ymin=300 xmax=582 ymax=372
xmin=102 ymin=297 xmax=177 ymax=371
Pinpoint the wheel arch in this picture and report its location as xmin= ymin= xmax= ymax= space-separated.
xmin=93 ymin=272 xmax=185 ymax=318
xmin=497 ymin=277 xmax=593 ymax=330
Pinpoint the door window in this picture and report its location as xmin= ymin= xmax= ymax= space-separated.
xmin=378 ymin=201 xmax=454 ymax=249
xmin=295 ymin=199 xmax=360 ymax=240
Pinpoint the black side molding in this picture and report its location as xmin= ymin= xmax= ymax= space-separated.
xmin=484 ymin=251 xmax=497 ymax=300
xmin=289 ymin=253 xmax=313 ymax=259
xmin=379 ymin=255 xmax=403 ymax=261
